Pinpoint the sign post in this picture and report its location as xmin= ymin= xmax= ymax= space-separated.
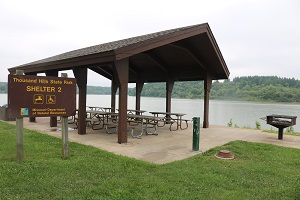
xmin=61 ymin=73 xmax=69 ymax=159
xmin=61 ymin=116 xmax=69 ymax=159
xmin=16 ymin=70 xmax=24 ymax=163
xmin=8 ymin=73 xmax=76 ymax=161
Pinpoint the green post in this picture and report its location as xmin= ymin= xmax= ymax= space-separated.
xmin=192 ymin=117 xmax=200 ymax=152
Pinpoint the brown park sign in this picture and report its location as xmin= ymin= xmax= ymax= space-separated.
xmin=8 ymin=74 xmax=77 ymax=118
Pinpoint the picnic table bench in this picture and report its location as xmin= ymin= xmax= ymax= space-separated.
xmin=149 ymin=112 xmax=189 ymax=131
xmin=127 ymin=114 xmax=165 ymax=138
xmin=102 ymin=121 xmax=136 ymax=135
xmin=85 ymin=111 xmax=118 ymax=130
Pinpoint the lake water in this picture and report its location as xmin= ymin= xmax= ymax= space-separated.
xmin=1 ymin=94 xmax=299 ymax=131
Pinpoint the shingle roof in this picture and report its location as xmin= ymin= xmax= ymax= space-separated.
xmin=9 ymin=23 xmax=229 ymax=81
xmin=19 ymin=24 xmax=202 ymax=67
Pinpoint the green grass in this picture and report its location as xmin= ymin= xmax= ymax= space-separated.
xmin=263 ymin=129 xmax=300 ymax=136
xmin=1 ymin=121 xmax=300 ymax=200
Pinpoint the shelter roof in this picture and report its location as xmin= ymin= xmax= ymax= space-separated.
xmin=8 ymin=23 xmax=230 ymax=82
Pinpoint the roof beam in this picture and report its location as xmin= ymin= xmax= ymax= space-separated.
xmin=128 ymin=61 xmax=138 ymax=75
xmin=139 ymin=71 xmax=168 ymax=82
xmin=128 ymin=61 xmax=140 ymax=82
xmin=167 ymin=43 xmax=207 ymax=70
xmin=141 ymin=52 xmax=169 ymax=74
xmin=89 ymin=65 xmax=113 ymax=80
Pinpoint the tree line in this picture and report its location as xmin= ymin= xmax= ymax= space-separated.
xmin=128 ymin=76 xmax=300 ymax=102
xmin=1 ymin=76 xmax=299 ymax=102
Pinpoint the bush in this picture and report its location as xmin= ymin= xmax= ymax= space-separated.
xmin=255 ymin=121 xmax=261 ymax=129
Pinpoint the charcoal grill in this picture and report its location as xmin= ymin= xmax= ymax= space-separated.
xmin=266 ymin=115 xmax=297 ymax=140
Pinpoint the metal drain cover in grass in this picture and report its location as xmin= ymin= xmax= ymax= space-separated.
xmin=215 ymin=150 xmax=234 ymax=160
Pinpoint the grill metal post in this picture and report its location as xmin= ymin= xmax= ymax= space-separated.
xmin=266 ymin=115 xmax=297 ymax=140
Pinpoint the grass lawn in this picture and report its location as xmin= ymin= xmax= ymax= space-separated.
xmin=1 ymin=121 xmax=300 ymax=200
xmin=263 ymin=129 xmax=300 ymax=136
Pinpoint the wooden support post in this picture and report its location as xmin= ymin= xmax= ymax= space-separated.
xmin=166 ymin=79 xmax=174 ymax=113
xmin=135 ymin=81 xmax=144 ymax=111
xmin=16 ymin=69 xmax=24 ymax=163
xmin=29 ymin=117 xmax=36 ymax=122
xmin=203 ymin=74 xmax=212 ymax=128
xmin=111 ymin=79 xmax=118 ymax=113
xmin=113 ymin=58 xmax=129 ymax=144
xmin=166 ymin=79 xmax=174 ymax=123
xmin=73 ymin=67 xmax=87 ymax=135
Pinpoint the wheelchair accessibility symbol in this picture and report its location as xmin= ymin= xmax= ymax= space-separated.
xmin=46 ymin=95 xmax=56 ymax=104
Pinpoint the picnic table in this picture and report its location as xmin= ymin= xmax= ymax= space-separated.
xmin=149 ymin=111 xmax=189 ymax=131
xmin=85 ymin=110 xmax=118 ymax=131
xmin=127 ymin=114 xmax=165 ymax=138
xmin=117 ymin=109 xmax=147 ymax=115
xmin=84 ymin=110 xmax=166 ymax=138
xmin=87 ymin=106 xmax=113 ymax=112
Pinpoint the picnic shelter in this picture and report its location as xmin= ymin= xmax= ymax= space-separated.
xmin=8 ymin=23 xmax=230 ymax=144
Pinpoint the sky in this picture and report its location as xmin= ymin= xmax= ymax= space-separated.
xmin=0 ymin=0 xmax=299 ymax=86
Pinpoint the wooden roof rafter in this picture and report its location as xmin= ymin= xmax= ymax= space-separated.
xmin=89 ymin=65 xmax=113 ymax=80
xmin=140 ymin=52 xmax=169 ymax=74
xmin=166 ymin=43 xmax=207 ymax=71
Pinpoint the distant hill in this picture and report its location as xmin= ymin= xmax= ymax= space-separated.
xmin=1 ymin=76 xmax=300 ymax=102
xmin=0 ymin=82 xmax=6 ymax=93
xmin=128 ymin=76 xmax=300 ymax=102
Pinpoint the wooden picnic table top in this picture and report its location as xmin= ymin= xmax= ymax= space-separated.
xmin=127 ymin=114 xmax=164 ymax=121
xmin=86 ymin=110 xmax=106 ymax=114
xmin=86 ymin=110 xmax=118 ymax=116
xmin=117 ymin=109 xmax=147 ymax=114
xmin=149 ymin=111 xmax=186 ymax=116
xmin=87 ymin=106 xmax=113 ymax=111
